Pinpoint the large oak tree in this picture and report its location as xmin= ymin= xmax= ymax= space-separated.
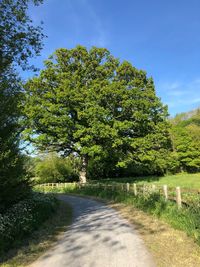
xmin=24 ymin=46 xmax=171 ymax=182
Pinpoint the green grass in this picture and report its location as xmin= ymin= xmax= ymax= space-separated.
xmin=91 ymin=172 xmax=200 ymax=189
xmin=0 ymin=200 xmax=72 ymax=267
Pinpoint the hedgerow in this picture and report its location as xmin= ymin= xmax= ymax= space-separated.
xmin=0 ymin=192 xmax=58 ymax=255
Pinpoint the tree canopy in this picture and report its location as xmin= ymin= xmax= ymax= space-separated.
xmin=0 ymin=0 xmax=44 ymax=72
xmin=0 ymin=0 xmax=44 ymax=211
xmin=170 ymin=108 xmax=200 ymax=172
xmin=24 ymin=45 xmax=171 ymax=182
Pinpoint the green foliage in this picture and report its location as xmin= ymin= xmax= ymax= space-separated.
xmin=170 ymin=108 xmax=200 ymax=173
xmin=0 ymin=202 xmax=72 ymax=267
xmin=0 ymin=192 xmax=57 ymax=255
xmin=0 ymin=0 xmax=44 ymax=211
xmin=87 ymin=151 xmax=120 ymax=179
xmin=0 ymin=67 xmax=29 ymax=212
xmin=0 ymin=0 xmax=44 ymax=72
xmin=34 ymin=153 xmax=79 ymax=183
xmin=23 ymin=46 xmax=171 ymax=180
xmin=23 ymin=155 xmax=42 ymax=179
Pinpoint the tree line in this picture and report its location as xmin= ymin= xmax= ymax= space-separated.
xmin=0 ymin=0 xmax=44 ymax=212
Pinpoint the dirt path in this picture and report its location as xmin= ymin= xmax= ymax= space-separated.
xmin=30 ymin=195 xmax=155 ymax=267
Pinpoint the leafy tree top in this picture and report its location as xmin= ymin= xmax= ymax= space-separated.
xmin=23 ymin=46 xmax=170 ymax=164
xmin=0 ymin=0 xmax=44 ymax=73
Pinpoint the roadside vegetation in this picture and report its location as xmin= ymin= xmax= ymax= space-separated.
xmin=0 ymin=200 xmax=72 ymax=267
xmin=0 ymin=193 xmax=57 ymax=256
xmin=112 ymin=203 xmax=200 ymax=267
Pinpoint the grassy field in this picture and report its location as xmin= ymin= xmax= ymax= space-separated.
xmin=93 ymin=173 xmax=200 ymax=189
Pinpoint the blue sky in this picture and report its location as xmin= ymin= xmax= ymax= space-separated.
xmin=27 ymin=0 xmax=200 ymax=116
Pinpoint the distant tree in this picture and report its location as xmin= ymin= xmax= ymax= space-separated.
xmin=169 ymin=108 xmax=200 ymax=173
xmin=23 ymin=46 xmax=171 ymax=182
xmin=34 ymin=153 xmax=79 ymax=183
xmin=0 ymin=0 xmax=44 ymax=212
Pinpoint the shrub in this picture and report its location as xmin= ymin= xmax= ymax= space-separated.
xmin=0 ymin=192 xmax=58 ymax=255
xmin=0 ymin=152 xmax=31 ymax=213
xmin=34 ymin=153 xmax=79 ymax=183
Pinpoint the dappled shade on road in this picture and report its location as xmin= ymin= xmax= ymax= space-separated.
xmin=30 ymin=195 xmax=155 ymax=267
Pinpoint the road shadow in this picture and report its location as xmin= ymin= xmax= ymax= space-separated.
xmin=34 ymin=195 xmax=164 ymax=266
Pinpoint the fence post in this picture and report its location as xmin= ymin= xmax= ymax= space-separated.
xmin=163 ymin=185 xmax=168 ymax=201
xmin=126 ymin=183 xmax=130 ymax=193
xmin=176 ymin=187 xmax=182 ymax=208
xmin=133 ymin=183 xmax=137 ymax=196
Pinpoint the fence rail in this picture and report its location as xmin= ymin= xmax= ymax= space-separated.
xmin=37 ymin=182 xmax=200 ymax=209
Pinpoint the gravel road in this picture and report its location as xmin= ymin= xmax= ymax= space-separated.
xmin=30 ymin=195 xmax=156 ymax=267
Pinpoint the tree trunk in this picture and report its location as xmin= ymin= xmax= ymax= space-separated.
xmin=79 ymin=156 xmax=87 ymax=183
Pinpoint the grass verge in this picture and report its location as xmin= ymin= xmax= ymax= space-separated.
xmin=0 ymin=200 xmax=72 ymax=267
xmin=111 ymin=203 xmax=200 ymax=267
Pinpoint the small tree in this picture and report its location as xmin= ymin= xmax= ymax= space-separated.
xmin=171 ymin=125 xmax=200 ymax=172
xmin=23 ymin=46 xmax=171 ymax=182
xmin=170 ymin=109 xmax=200 ymax=173
xmin=34 ymin=153 xmax=79 ymax=183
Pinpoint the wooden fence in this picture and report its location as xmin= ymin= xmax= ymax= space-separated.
xmin=38 ymin=182 xmax=200 ymax=209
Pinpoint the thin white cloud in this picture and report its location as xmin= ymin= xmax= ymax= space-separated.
xmin=185 ymin=97 xmax=200 ymax=104
xmin=168 ymin=90 xmax=186 ymax=97
xmin=80 ymin=0 xmax=108 ymax=47
xmin=156 ymin=78 xmax=200 ymax=115
xmin=166 ymin=82 xmax=181 ymax=90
